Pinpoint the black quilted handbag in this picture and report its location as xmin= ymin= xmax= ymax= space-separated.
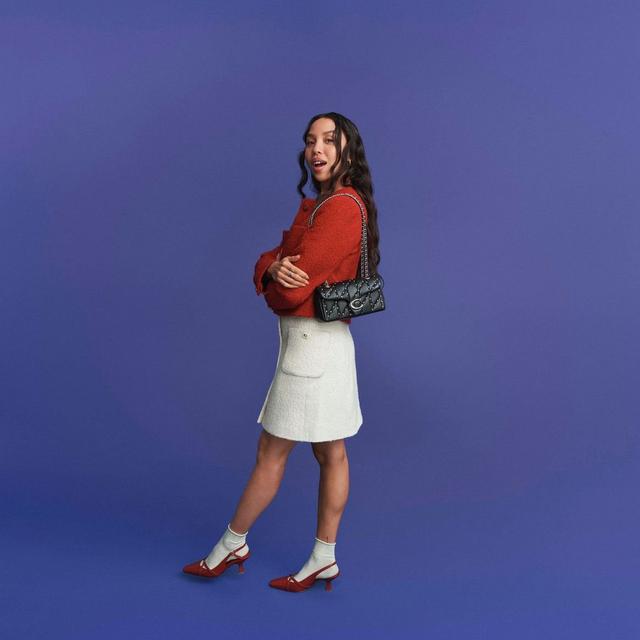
xmin=307 ymin=192 xmax=386 ymax=322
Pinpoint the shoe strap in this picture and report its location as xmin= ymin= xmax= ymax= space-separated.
xmin=288 ymin=560 xmax=337 ymax=583
xmin=228 ymin=542 xmax=247 ymax=558
xmin=200 ymin=542 xmax=248 ymax=570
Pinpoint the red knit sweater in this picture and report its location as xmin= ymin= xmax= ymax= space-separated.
xmin=253 ymin=186 xmax=368 ymax=325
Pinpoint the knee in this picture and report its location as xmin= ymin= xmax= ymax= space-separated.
xmin=255 ymin=439 xmax=289 ymax=472
xmin=312 ymin=442 xmax=347 ymax=466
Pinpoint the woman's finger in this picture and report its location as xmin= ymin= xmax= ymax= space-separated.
xmin=278 ymin=273 xmax=306 ymax=287
xmin=281 ymin=262 xmax=310 ymax=283
xmin=286 ymin=264 xmax=310 ymax=281
xmin=277 ymin=268 xmax=308 ymax=287
xmin=279 ymin=265 xmax=307 ymax=284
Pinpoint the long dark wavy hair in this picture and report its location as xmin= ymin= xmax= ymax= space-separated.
xmin=296 ymin=112 xmax=381 ymax=276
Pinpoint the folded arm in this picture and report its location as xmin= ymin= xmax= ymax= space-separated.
xmin=264 ymin=197 xmax=362 ymax=310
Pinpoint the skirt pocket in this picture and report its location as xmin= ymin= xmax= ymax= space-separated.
xmin=281 ymin=327 xmax=332 ymax=378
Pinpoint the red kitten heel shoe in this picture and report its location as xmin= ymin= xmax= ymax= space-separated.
xmin=182 ymin=543 xmax=250 ymax=578
xmin=268 ymin=561 xmax=340 ymax=592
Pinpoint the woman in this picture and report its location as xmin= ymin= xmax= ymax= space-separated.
xmin=182 ymin=112 xmax=381 ymax=592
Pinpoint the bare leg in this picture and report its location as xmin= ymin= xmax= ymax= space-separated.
xmin=311 ymin=438 xmax=350 ymax=543
xmin=228 ymin=428 xmax=297 ymax=533
xmin=284 ymin=438 xmax=348 ymax=582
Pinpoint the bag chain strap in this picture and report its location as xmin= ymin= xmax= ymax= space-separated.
xmin=306 ymin=193 xmax=369 ymax=280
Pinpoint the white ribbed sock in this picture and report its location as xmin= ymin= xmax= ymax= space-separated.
xmin=292 ymin=537 xmax=339 ymax=582
xmin=204 ymin=523 xmax=249 ymax=569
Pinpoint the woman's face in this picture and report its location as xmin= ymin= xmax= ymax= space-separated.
xmin=304 ymin=117 xmax=348 ymax=188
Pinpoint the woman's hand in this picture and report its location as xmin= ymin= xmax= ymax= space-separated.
xmin=268 ymin=250 xmax=310 ymax=288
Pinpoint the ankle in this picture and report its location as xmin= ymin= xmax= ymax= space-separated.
xmin=228 ymin=523 xmax=248 ymax=537
xmin=223 ymin=522 xmax=248 ymax=551
xmin=312 ymin=537 xmax=336 ymax=560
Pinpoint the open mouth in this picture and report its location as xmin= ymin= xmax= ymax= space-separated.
xmin=312 ymin=160 xmax=327 ymax=170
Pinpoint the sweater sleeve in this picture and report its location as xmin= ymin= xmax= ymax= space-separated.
xmin=253 ymin=241 xmax=282 ymax=296
xmin=264 ymin=196 xmax=362 ymax=310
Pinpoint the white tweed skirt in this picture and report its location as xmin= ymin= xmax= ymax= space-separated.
xmin=256 ymin=315 xmax=363 ymax=442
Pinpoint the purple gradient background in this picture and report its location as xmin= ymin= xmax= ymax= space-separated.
xmin=2 ymin=1 xmax=639 ymax=637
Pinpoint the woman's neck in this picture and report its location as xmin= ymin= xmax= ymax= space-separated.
xmin=320 ymin=181 xmax=346 ymax=197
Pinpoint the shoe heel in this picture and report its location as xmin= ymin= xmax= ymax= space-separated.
xmin=323 ymin=568 xmax=339 ymax=591
xmin=324 ymin=576 xmax=337 ymax=591
xmin=233 ymin=548 xmax=250 ymax=574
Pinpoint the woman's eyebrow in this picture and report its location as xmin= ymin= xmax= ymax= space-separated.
xmin=306 ymin=130 xmax=336 ymax=139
